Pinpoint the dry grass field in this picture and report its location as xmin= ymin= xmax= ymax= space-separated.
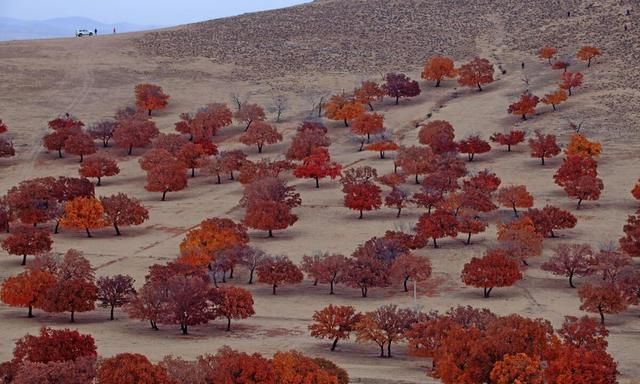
xmin=0 ymin=0 xmax=639 ymax=382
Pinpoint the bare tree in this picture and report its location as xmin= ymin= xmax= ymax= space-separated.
xmin=270 ymin=95 xmax=288 ymax=122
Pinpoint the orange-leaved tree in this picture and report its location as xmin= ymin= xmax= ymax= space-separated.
xmin=578 ymin=283 xmax=628 ymax=324
xmin=241 ymin=176 xmax=301 ymax=237
xmin=256 ymin=255 xmax=303 ymax=295
xmin=490 ymin=353 xmax=543 ymax=384
xmin=559 ymin=71 xmax=583 ymax=96
xmin=59 ymin=196 xmax=106 ymax=237
xmin=309 ymin=304 xmax=361 ymax=351
xmin=354 ymin=80 xmax=385 ymax=111
xmin=177 ymin=142 xmax=208 ymax=177
xmin=418 ymin=120 xmax=457 ymax=154
xmin=340 ymin=166 xmax=382 ymax=219
xmin=234 ymin=102 xmax=266 ymax=131
xmin=421 ymin=56 xmax=457 ymax=87
xmin=538 ymin=46 xmax=558 ymax=64
xmin=293 ymin=147 xmax=342 ymax=188
xmin=528 ymin=130 xmax=560 ymax=165
xmin=144 ymin=158 xmax=188 ymax=201
xmin=134 ymin=83 xmax=169 ymax=116
xmin=565 ymin=133 xmax=602 ymax=158
xmin=496 ymin=185 xmax=534 ymax=217
xmin=458 ymin=135 xmax=491 ymax=161
xmin=541 ymin=88 xmax=568 ymax=111
xmin=180 ymin=217 xmax=248 ymax=259
xmin=461 ymin=249 xmax=523 ymax=297
xmin=100 ymin=193 xmax=149 ymax=236
xmin=209 ymin=285 xmax=255 ymax=331
xmin=457 ymin=57 xmax=494 ymax=91
xmin=576 ymin=46 xmax=602 ymax=67
xmin=324 ymin=94 xmax=365 ymax=127
xmin=0 ymin=269 xmax=56 ymax=317
xmin=2 ymin=225 xmax=52 ymax=265
xmin=78 ymin=155 xmax=119 ymax=186
xmin=351 ymin=112 xmax=384 ymax=144
xmin=508 ymin=92 xmax=539 ymax=120
xmin=490 ymin=129 xmax=525 ymax=152
xmin=366 ymin=139 xmax=399 ymax=159
xmin=239 ymin=121 xmax=282 ymax=153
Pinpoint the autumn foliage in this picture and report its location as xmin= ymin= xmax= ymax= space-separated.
xmin=528 ymin=130 xmax=560 ymax=165
xmin=538 ymin=46 xmax=557 ymax=64
xmin=354 ymin=80 xmax=385 ymax=111
xmin=97 ymin=353 xmax=173 ymax=384
xmin=340 ymin=166 xmax=382 ymax=219
xmin=1 ymin=269 xmax=56 ymax=317
xmin=134 ymin=83 xmax=169 ymax=116
xmin=60 ymin=196 xmax=106 ymax=237
xmin=542 ymin=243 xmax=594 ymax=288
xmin=421 ymin=56 xmax=456 ymax=87
xmin=351 ymin=112 xmax=384 ymax=143
xmin=496 ymin=185 xmax=534 ymax=217
xmin=241 ymin=177 xmax=300 ymax=237
xmin=293 ymin=147 xmax=342 ymax=188
xmin=257 ymin=255 xmax=304 ymax=295
xmin=559 ymin=71 xmax=584 ymax=96
xmin=565 ymin=133 xmax=602 ymax=158
xmin=458 ymin=135 xmax=491 ymax=161
xmin=457 ymin=57 xmax=494 ymax=91
xmin=113 ymin=115 xmax=159 ymax=155
xmin=416 ymin=210 xmax=458 ymax=248
xmin=324 ymin=94 xmax=365 ymax=126
xmin=382 ymin=72 xmax=421 ymax=105
xmin=2 ymin=225 xmax=52 ymax=265
xmin=78 ymin=155 xmax=119 ymax=186
xmin=490 ymin=129 xmax=525 ymax=152
xmin=461 ymin=249 xmax=523 ymax=297
xmin=542 ymin=88 xmax=568 ymax=111
xmin=508 ymin=91 xmax=539 ymax=120
xmin=418 ymin=120 xmax=457 ymax=154
xmin=577 ymin=46 xmax=602 ymax=67
xmin=239 ymin=121 xmax=282 ymax=153
xmin=100 ymin=193 xmax=149 ymax=235
xmin=309 ymin=305 xmax=361 ymax=351
xmin=234 ymin=102 xmax=266 ymax=131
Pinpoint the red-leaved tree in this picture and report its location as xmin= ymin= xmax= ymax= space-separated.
xmin=135 ymin=83 xmax=169 ymax=116
xmin=257 ymin=255 xmax=303 ymax=295
xmin=309 ymin=304 xmax=361 ymax=351
xmin=461 ymin=249 xmax=523 ymax=297
xmin=528 ymin=130 xmax=560 ymax=165
xmin=78 ymin=155 xmax=119 ymax=186
xmin=542 ymin=243 xmax=594 ymax=288
xmin=293 ymin=147 xmax=342 ymax=188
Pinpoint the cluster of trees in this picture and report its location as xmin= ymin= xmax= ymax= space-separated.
xmin=0 ymin=249 xmax=134 ymax=322
xmin=1 ymin=176 xmax=148 ymax=243
xmin=0 ymin=328 xmax=348 ymax=384
xmin=506 ymin=45 xmax=601 ymax=121
xmin=309 ymin=304 xmax=618 ymax=383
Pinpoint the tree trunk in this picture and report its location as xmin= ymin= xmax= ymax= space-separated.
xmin=330 ymin=280 xmax=335 ymax=295
xmin=512 ymin=204 xmax=519 ymax=217
xmin=245 ymin=121 xmax=252 ymax=131
xmin=415 ymin=174 xmax=420 ymax=184
xmin=359 ymin=210 xmax=363 ymax=219
xmin=403 ymin=276 xmax=409 ymax=292
xmin=97 ymin=177 xmax=101 ymax=186
xmin=229 ymin=268 xmax=234 ymax=278
xmin=114 ymin=223 xmax=121 ymax=236
xmin=433 ymin=238 xmax=438 ymax=248
xmin=313 ymin=279 xmax=318 ymax=286
xmin=569 ymin=271 xmax=575 ymax=288
xmin=522 ymin=114 xmax=527 ymax=121
xmin=216 ymin=174 xmax=221 ymax=184
xmin=58 ymin=148 xmax=63 ymax=158
xmin=522 ymin=259 xmax=529 ymax=266
xmin=359 ymin=140 xmax=365 ymax=152
xmin=477 ymin=83 xmax=483 ymax=91
xmin=248 ymin=268 xmax=255 ymax=284
xmin=598 ymin=305 xmax=605 ymax=324
xmin=468 ymin=153 xmax=474 ymax=161
xmin=258 ymin=144 xmax=263 ymax=153
xmin=191 ymin=167 xmax=195 ymax=177
xmin=387 ymin=341 xmax=392 ymax=358
xmin=331 ymin=337 xmax=339 ymax=351
xmin=28 ymin=304 xmax=33 ymax=318
xmin=361 ymin=286 xmax=367 ymax=297
xmin=162 ymin=190 xmax=168 ymax=201
xmin=568 ymin=88 xmax=572 ymax=96
xmin=268 ymin=229 xmax=274 ymax=238
xmin=588 ymin=58 xmax=592 ymax=67
xmin=79 ymin=154 xmax=84 ymax=162
xmin=343 ymin=119 xmax=349 ymax=127
xmin=272 ymin=284 xmax=277 ymax=295
xmin=466 ymin=232 xmax=472 ymax=245
xmin=507 ymin=144 xmax=511 ymax=152
xmin=85 ymin=227 xmax=92 ymax=238
xmin=71 ymin=310 xmax=75 ymax=323
xmin=368 ymin=102 xmax=374 ymax=111
xmin=128 ymin=145 xmax=133 ymax=155
xmin=484 ymin=287 xmax=492 ymax=298
xmin=367 ymin=133 xmax=371 ymax=143
xmin=110 ymin=305 xmax=115 ymax=320
xmin=229 ymin=171 xmax=235 ymax=180
xmin=395 ymin=96 xmax=400 ymax=105
xmin=226 ymin=317 xmax=232 ymax=331
xmin=182 ymin=324 xmax=188 ymax=335
xmin=315 ymin=177 xmax=320 ymax=188
xmin=552 ymin=104 xmax=557 ymax=111
xmin=21 ymin=254 xmax=26 ymax=265
xmin=148 ymin=109 xmax=152 ymax=116
xmin=436 ymin=79 xmax=441 ymax=87
xmin=54 ymin=220 xmax=60 ymax=234
xmin=379 ymin=344 xmax=385 ymax=357
xmin=380 ymin=151 xmax=385 ymax=159
xmin=577 ymin=199 xmax=582 ymax=209
xmin=550 ymin=229 xmax=556 ymax=238
xmin=396 ymin=207 xmax=402 ymax=218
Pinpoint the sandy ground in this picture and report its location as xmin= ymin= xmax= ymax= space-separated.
xmin=0 ymin=6 xmax=639 ymax=384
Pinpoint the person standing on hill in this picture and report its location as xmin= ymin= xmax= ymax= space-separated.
xmin=94 ymin=28 xmax=98 ymax=35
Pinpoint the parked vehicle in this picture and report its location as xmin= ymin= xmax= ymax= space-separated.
xmin=75 ymin=29 xmax=94 ymax=37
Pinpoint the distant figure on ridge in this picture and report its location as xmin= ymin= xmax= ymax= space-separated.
xmin=94 ymin=28 xmax=98 ymax=35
